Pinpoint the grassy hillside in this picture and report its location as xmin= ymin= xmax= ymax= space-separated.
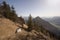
xmin=0 ymin=18 xmax=18 ymax=39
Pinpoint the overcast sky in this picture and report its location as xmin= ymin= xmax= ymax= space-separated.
xmin=0 ymin=0 xmax=60 ymax=17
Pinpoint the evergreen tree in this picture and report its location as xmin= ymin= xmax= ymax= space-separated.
xmin=2 ymin=1 xmax=10 ymax=18
xmin=0 ymin=1 xmax=18 ymax=22
xmin=10 ymin=6 xmax=18 ymax=22
xmin=19 ymin=16 xmax=25 ymax=24
xmin=27 ymin=14 xmax=34 ymax=31
xmin=2 ymin=1 xmax=7 ymax=8
xmin=17 ymin=16 xmax=25 ymax=26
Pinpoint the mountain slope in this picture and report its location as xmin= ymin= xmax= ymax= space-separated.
xmin=0 ymin=18 xmax=18 ymax=39
xmin=42 ymin=17 xmax=60 ymax=26
xmin=33 ymin=17 xmax=60 ymax=37
xmin=0 ymin=17 xmax=54 ymax=40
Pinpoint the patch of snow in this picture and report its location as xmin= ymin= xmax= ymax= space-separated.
xmin=17 ymin=28 xmax=21 ymax=33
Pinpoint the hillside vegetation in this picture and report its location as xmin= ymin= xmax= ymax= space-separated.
xmin=0 ymin=1 xmax=25 ymax=24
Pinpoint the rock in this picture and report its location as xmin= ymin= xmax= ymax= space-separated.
xmin=23 ymin=24 xmax=28 ymax=29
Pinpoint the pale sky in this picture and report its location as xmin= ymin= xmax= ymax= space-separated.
xmin=0 ymin=0 xmax=60 ymax=17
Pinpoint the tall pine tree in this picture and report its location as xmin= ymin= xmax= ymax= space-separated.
xmin=27 ymin=14 xmax=34 ymax=31
xmin=0 ymin=1 xmax=18 ymax=22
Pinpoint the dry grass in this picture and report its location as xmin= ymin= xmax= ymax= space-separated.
xmin=0 ymin=18 xmax=18 ymax=39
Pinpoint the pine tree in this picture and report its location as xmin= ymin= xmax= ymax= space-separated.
xmin=27 ymin=14 xmax=34 ymax=31
xmin=2 ymin=1 xmax=7 ymax=8
xmin=10 ymin=6 xmax=18 ymax=22
xmin=0 ymin=1 xmax=18 ymax=22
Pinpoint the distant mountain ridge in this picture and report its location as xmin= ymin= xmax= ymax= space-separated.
xmin=33 ymin=16 xmax=60 ymax=37
xmin=42 ymin=16 xmax=60 ymax=26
